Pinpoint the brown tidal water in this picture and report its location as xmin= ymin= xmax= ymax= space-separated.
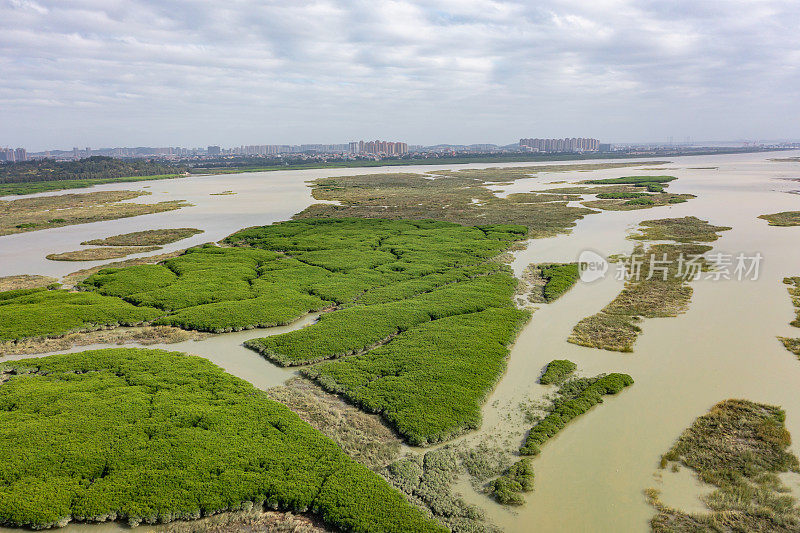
xmin=2 ymin=150 xmax=800 ymax=532
xmin=447 ymin=150 xmax=800 ymax=532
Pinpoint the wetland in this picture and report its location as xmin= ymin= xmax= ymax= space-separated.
xmin=3 ymin=151 xmax=800 ymax=532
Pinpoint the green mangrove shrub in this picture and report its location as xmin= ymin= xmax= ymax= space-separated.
xmin=0 ymin=349 xmax=443 ymax=532
xmin=520 ymin=373 xmax=634 ymax=456
xmin=539 ymin=359 xmax=578 ymax=385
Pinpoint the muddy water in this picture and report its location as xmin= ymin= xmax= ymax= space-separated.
xmin=2 ymin=151 xmax=800 ymax=532
xmin=449 ymin=150 xmax=800 ymax=532
xmin=1 ymin=313 xmax=320 ymax=390
xmin=0 ymin=156 xmax=682 ymax=278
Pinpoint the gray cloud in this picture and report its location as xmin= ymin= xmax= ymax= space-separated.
xmin=1 ymin=0 xmax=798 ymax=149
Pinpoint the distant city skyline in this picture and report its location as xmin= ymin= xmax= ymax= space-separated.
xmin=2 ymin=2 xmax=799 ymax=151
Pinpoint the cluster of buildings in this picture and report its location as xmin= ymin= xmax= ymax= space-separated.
xmin=350 ymin=140 xmax=408 ymax=155
xmin=519 ymin=137 xmax=601 ymax=153
xmin=208 ymin=141 xmax=408 ymax=157
xmin=0 ymin=147 xmax=27 ymax=162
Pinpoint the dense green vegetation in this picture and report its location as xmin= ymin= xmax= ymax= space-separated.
xmin=517 ymin=262 xmax=580 ymax=304
xmin=0 ymin=174 xmax=183 ymax=196
xmin=0 ymin=219 xmax=529 ymax=446
xmin=574 ymin=176 xmax=695 ymax=211
xmin=246 ymin=274 xmax=518 ymax=366
xmin=759 ymin=211 xmax=800 ymax=227
xmin=0 ymin=289 xmax=162 ymax=341
xmin=303 ymin=308 xmax=528 ymax=445
xmin=595 ymin=191 xmax=650 ymax=199
xmin=540 ymin=263 xmax=581 ymax=301
xmin=0 ymin=349 xmax=443 ymax=532
xmin=520 ymin=373 xmax=634 ymax=456
xmin=81 ymin=245 xmax=331 ymax=333
xmin=650 ymin=400 xmax=800 ymax=531
xmin=488 ymin=459 xmax=534 ymax=505
xmin=0 ymin=156 xmax=185 ymax=195
xmin=539 ymin=359 xmax=578 ymax=385
xmin=83 ymin=228 xmax=203 ymax=246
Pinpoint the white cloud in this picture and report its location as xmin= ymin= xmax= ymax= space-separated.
xmin=1 ymin=0 xmax=798 ymax=149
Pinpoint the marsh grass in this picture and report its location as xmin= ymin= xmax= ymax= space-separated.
xmin=759 ymin=211 xmax=800 ymax=227
xmin=383 ymin=442 xmax=515 ymax=530
xmin=0 ymin=174 xmax=184 ymax=196
xmin=784 ymin=277 xmax=800 ymax=328
xmin=779 ymin=337 xmax=800 ymax=357
xmin=631 ymin=216 xmax=732 ymax=242
xmin=1 ymin=219 xmax=530 ymax=446
xmin=488 ymin=459 xmax=534 ymax=505
xmin=0 ymin=190 xmax=190 ymax=236
xmin=0 ymin=326 xmax=206 ymax=357
xmin=46 ymin=246 xmax=162 ymax=261
xmin=778 ymin=277 xmax=800 ymax=358
xmin=0 ymin=274 xmax=57 ymax=291
xmin=83 ymin=228 xmax=203 ymax=246
xmin=0 ymin=289 xmax=165 ymax=341
xmin=296 ymin=172 xmax=598 ymax=238
xmin=583 ymin=193 xmax=694 ymax=211
xmin=156 ymin=508 xmax=325 ymax=533
xmin=266 ymin=377 xmax=402 ymax=470
xmin=61 ymin=250 xmax=186 ymax=288
xmin=650 ymin=399 xmax=800 ymax=532
xmin=569 ymin=218 xmax=728 ymax=352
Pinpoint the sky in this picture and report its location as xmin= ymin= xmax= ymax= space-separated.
xmin=1 ymin=0 xmax=799 ymax=151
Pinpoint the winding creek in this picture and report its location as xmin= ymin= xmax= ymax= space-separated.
xmin=2 ymin=150 xmax=800 ymax=532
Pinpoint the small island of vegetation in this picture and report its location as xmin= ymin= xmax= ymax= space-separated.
xmin=520 ymin=371 xmax=633 ymax=456
xmin=46 ymin=246 xmax=163 ymax=262
xmin=83 ymin=228 xmax=204 ymax=246
xmin=759 ymin=211 xmax=800 ymax=227
xmin=569 ymin=217 xmax=730 ymax=351
xmin=648 ymin=399 xmax=800 ymax=531
xmin=0 ymin=190 xmax=190 ymax=236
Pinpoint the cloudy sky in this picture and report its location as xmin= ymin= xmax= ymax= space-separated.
xmin=2 ymin=0 xmax=799 ymax=150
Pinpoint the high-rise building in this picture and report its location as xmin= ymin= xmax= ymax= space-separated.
xmin=519 ymin=137 xmax=600 ymax=152
xmin=14 ymin=148 xmax=27 ymax=162
xmin=207 ymin=145 xmax=221 ymax=156
xmin=357 ymin=140 xmax=408 ymax=155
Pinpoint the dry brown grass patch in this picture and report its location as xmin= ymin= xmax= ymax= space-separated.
xmin=46 ymin=246 xmax=162 ymax=261
xmin=83 ymin=228 xmax=203 ymax=246
xmin=0 ymin=274 xmax=58 ymax=291
xmin=0 ymin=190 xmax=190 ymax=236
xmin=266 ymin=377 xmax=402 ymax=470
xmin=0 ymin=326 xmax=206 ymax=357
